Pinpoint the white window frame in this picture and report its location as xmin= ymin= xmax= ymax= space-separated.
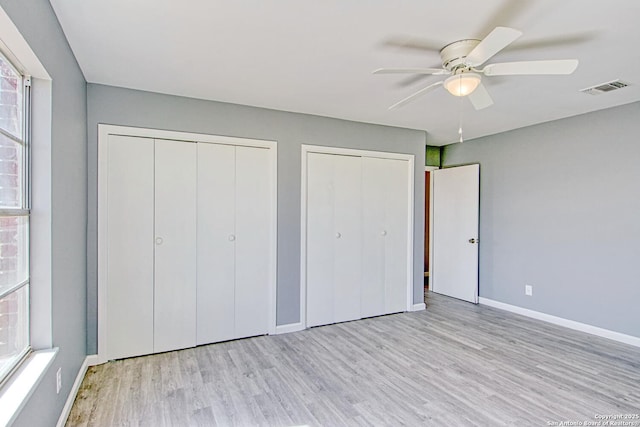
xmin=0 ymin=48 xmax=31 ymax=386
xmin=0 ymin=5 xmax=54 ymax=426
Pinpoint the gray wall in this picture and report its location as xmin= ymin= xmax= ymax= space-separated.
xmin=0 ymin=0 xmax=88 ymax=425
xmin=442 ymin=102 xmax=640 ymax=338
xmin=86 ymin=84 xmax=426 ymax=354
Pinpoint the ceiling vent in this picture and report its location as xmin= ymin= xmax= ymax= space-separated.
xmin=580 ymin=79 xmax=630 ymax=95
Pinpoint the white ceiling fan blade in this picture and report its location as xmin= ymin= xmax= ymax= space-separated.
xmin=467 ymin=82 xmax=494 ymax=110
xmin=482 ymin=59 xmax=579 ymax=76
xmin=389 ymin=81 xmax=443 ymax=110
xmin=373 ymin=68 xmax=449 ymax=75
xmin=465 ymin=27 xmax=523 ymax=67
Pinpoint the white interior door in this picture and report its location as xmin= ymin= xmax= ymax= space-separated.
xmin=196 ymin=143 xmax=236 ymax=345
xmin=431 ymin=164 xmax=480 ymax=303
xmin=154 ymin=139 xmax=197 ymax=353
xmin=234 ymin=146 xmax=271 ymax=338
xmin=105 ymin=135 xmax=154 ymax=360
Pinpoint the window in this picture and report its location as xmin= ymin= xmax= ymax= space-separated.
xmin=0 ymin=50 xmax=30 ymax=384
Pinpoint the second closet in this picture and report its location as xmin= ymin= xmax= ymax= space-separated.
xmin=303 ymin=147 xmax=414 ymax=328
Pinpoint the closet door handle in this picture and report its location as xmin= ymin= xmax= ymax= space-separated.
xmin=155 ymin=237 xmax=163 ymax=245
xmin=228 ymin=234 xmax=236 ymax=242
xmin=381 ymin=230 xmax=387 ymax=236
xmin=335 ymin=232 xmax=341 ymax=239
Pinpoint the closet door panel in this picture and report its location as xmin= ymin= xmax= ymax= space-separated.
xmin=384 ymin=158 xmax=410 ymax=313
xmin=306 ymin=153 xmax=335 ymax=327
xmin=235 ymin=146 xmax=271 ymax=338
xmin=196 ymin=143 xmax=236 ymax=345
xmin=154 ymin=139 xmax=197 ymax=353
xmin=106 ymin=135 xmax=154 ymax=360
xmin=333 ymin=155 xmax=362 ymax=323
xmin=361 ymin=157 xmax=386 ymax=318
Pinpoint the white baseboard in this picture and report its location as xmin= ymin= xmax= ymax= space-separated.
xmin=56 ymin=355 xmax=98 ymax=427
xmin=410 ymin=303 xmax=426 ymax=312
xmin=86 ymin=354 xmax=100 ymax=366
xmin=479 ymin=297 xmax=640 ymax=348
xmin=275 ymin=322 xmax=305 ymax=335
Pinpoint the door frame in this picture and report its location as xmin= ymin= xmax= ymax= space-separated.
xmin=97 ymin=124 xmax=278 ymax=363
xmin=425 ymin=166 xmax=438 ymax=285
xmin=300 ymin=145 xmax=415 ymax=329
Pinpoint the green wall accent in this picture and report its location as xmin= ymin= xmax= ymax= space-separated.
xmin=426 ymin=145 xmax=441 ymax=167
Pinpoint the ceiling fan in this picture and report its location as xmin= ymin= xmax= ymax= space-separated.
xmin=374 ymin=27 xmax=579 ymax=110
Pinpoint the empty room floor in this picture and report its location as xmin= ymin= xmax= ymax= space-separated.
xmin=67 ymin=293 xmax=640 ymax=426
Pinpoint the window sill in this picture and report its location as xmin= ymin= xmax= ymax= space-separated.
xmin=0 ymin=348 xmax=58 ymax=426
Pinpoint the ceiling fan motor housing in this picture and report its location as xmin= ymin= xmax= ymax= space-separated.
xmin=440 ymin=39 xmax=481 ymax=73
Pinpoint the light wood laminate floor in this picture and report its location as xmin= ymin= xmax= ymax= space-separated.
xmin=68 ymin=293 xmax=640 ymax=426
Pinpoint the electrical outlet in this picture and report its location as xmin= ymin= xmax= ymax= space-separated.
xmin=525 ymin=285 xmax=533 ymax=296
xmin=56 ymin=367 xmax=62 ymax=394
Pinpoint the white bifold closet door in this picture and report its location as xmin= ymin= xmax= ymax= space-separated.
xmin=234 ymin=146 xmax=271 ymax=338
xmin=105 ymin=135 xmax=155 ymax=360
xmin=306 ymin=153 xmax=362 ymax=327
xmin=306 ymin=152 xmax=409 ymax=328
xmin=361 ymin=157 xmax=409 ymax=317
xmin=105 ymin=136 xmax=198 ymax=358
xmin=196 ymin=143 xmax=271 ymax=344
xmin=153 ymin=140 xmax=197 ymax=353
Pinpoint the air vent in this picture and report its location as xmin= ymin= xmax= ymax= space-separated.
xmin=580 ymin=79 xmax=631 ymax=95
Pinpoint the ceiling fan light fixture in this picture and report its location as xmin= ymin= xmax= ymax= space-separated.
xmin=444 ymin=73 xmax=481 ymax=97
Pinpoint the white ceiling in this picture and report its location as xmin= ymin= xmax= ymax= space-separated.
xmin=49 ymin=0 xmax=640 ymax=145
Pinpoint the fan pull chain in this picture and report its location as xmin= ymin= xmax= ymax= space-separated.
xmin=458 ymin=76 xmax=464 ymax=143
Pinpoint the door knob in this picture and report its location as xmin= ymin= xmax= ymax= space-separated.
xmin=381 ymin=230 xmax=387 ymax=236
xmin=336 ymin=232 xmax=341 ymax=239
xmin=155 ymin=237 xmax=163 ymax=245
xmin=229 ymin=234 xmax=236 ymax=241
xmin=468 ymin=238 xmax=478 ymax=244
